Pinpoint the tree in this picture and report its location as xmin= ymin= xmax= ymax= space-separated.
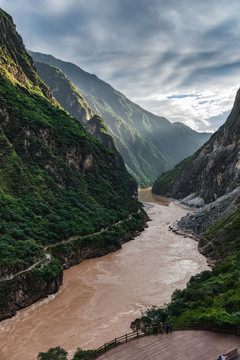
xmin=37 ymin=346 xmax=68 ymax=360
xmin=73 ymin=348 xmax=94 ymax=360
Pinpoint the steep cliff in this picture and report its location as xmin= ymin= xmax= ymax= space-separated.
xmin=0 ymin=8 xmax=144 ymax=320
xmin=153 ymin=88 xmax=240 ymax=203
xmin=30 ymin=51 xmax=210 ymax=187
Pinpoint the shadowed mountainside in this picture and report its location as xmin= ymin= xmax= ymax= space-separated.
xmin=30 ymin=51 xmax=210 ymax=187
xmin=152 ymin=88 xmax=240 ymax=203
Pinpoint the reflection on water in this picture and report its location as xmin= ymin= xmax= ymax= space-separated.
xmin=0 ymin=189 xmax=208 ymax=360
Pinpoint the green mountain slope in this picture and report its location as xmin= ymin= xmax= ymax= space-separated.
xmin=32 ymin=61 xmax=124 ymax=165
xmin=0 ymin=8 xmax=145 ymax=320
xmin=30 ymin=51 xmax=210 ymax=187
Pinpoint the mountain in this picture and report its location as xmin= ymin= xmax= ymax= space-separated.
xmin=152 ymin=88 xmax=240 ymax=203
xmin=32 ymin=61 xmax=124 ymax=166
xmin=30 ymin=51 xmax=211 ymax=187
xmin=0 ymin=8 xmax=146 ymax=320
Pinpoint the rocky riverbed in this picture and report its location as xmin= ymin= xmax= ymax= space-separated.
xmin=171 ymin=188 xmax=240 ymax=238
xmin=170 ymin=187 xmax=240 ymax=265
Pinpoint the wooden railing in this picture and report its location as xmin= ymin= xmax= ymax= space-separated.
xmin=173 ymin=322 xmax=237 ymax=333
xmin=224 ymin=348 xmax=239 ymax=360
xmin=82 ymin=322 xmax=239 ymax=360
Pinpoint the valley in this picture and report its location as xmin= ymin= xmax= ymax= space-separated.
xmin=29 ymin=51 xmax=210 ymax=187
xmin=0 ymin=5 xmax=240 ymax=360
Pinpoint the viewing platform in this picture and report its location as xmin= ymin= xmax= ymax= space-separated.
xmin=94 ymin=330 xmax=240 ymax=360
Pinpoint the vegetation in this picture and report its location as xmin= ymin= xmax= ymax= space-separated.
xmin=72 ymin=348 xmax=94 ymax=360
xmin=201 ymin=204 xmax=240 ymax=260
xmin=37 ymin=346 xmax=94 ymax=360
xmin=49 ymin=211 xmax=146 ymax=264
xmin=37 ymin=346 xmax=68 ymax=360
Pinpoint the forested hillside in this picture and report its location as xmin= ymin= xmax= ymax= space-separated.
xmin=0 ymin=8 xmax=145 ymax=320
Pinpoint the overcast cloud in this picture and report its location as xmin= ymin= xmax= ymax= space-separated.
xmin=1 ymin=0 xmax=240 ymax=132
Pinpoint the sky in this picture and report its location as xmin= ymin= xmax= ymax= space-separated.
xmin=1 ymin=0 xmax=240 ymax=132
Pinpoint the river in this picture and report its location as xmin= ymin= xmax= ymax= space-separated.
xmin=0 ymin=189 xmax=209 ymax=360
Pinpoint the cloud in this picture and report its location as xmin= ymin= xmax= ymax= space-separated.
xmin=1 ymin=0 xmax=240 ymax=131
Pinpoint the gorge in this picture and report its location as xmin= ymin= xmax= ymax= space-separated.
xmin=1 ymin=5 xmax=240 ymax=360
xmin=29 ymin=51 xmax=210 ymax=187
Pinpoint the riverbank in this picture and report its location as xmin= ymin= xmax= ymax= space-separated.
xmin=0 ymin=209 xmax=148 ymax=321
xmin=169 ymin=187 xmax=240 ymax=265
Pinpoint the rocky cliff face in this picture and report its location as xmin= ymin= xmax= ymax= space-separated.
xmin=153 ymin=88 xmax=240 ymax=203
xmin=0 ymin=263 xmax=63 ymax=320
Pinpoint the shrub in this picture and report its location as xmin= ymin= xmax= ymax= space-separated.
xmin=37 ymin=346 xmax=67 ymax=360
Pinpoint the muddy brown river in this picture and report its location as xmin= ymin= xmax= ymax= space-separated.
xmin=0 ymin=189 xmax=209 ymax=360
